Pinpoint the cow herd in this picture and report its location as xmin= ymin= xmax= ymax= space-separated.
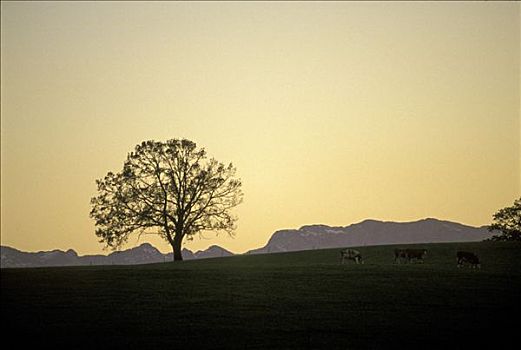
xmin=339 ymin=248 xmax=481 ymax=268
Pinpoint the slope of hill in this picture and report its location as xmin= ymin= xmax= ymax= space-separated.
xmin=2 ymin=241 xmax=520 ymax=349
xmin=247 ymin=218 xmax=493 ymax=254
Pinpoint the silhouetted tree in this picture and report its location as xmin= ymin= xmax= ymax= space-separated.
xmin=488 ymin=197 xmax=521 ymax=241
xmin=90 ymin=139 xmax=243 ymax=261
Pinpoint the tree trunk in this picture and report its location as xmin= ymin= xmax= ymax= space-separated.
xmin=172 ymin=235 xmax=183 ymax=261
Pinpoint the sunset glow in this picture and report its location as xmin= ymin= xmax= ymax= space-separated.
xmin=1 ymin=1 xmax=519 ymax=255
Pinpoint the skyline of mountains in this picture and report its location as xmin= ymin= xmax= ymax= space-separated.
xmin=1 ymin=218 xmax=494 ymax=268
xmin=0 ymin=243 xmax=234 ymax=268
xmin=246 ymin=218 xmax=493 ymax=255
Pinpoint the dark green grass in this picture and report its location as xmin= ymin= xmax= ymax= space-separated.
xmin=2 ymin=241 xmax=520 ymax=349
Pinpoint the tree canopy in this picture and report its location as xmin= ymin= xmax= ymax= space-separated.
xmin=90 ymin=139 xmax=243 ymax=260
xmin=488 ymin=197 xmax=521 ymax=241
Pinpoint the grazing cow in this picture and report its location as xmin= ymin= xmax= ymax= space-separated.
xmin=340 ymin=249 xmax=363 ymax=264
xmin=394 ymin=249 xmax=408 ymax=264
xmin=457 ymin=251 xmax=480 ymax=269
xmin=395 ymin=248 xmax=427 ymax=263
xmin=405 ymin=249 xmax=427 ymax=263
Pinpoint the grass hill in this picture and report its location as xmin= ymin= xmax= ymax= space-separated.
xmin=2 ymin=241 xmax=520 ymax=349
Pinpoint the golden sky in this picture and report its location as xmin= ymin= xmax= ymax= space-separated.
xmin=1 ymin=1 xmax=520 ymax=255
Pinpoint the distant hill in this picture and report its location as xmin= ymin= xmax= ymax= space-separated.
xmin=1 ymin=218 xmax=494 ymax=268
xmin=194 ymin=245 xmax=234 ymax=259
xmin=0 ymin=246 xmax=81 ymax=268
xmin=247 ymin=218 xmax=493 ymax=255
xmin=0 ymin=243 xmax=232 ymax=268
xmin=164 ymin=245 xmax=233 ymax=260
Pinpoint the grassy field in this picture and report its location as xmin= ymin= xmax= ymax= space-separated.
xmin=2 ymin=241 xmax=520 ymax=349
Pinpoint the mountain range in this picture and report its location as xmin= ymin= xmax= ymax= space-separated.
xmin=0 ymin=243 xmax=233 ymax=268
xmin=1 ymin=218 xmax=494 ymax=268
xmin=246 ymin=218 xmax=493 ymax=254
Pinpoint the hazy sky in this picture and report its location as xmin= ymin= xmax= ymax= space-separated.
xmin=1 ymin=1 xmax=519 ymax=255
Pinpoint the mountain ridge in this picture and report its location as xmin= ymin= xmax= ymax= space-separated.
xmin=247 ymin=218 xmax=493 ymax=255
xmin=0 ymin=243 xmax=233 ymax=268
xmin=1 ymin=218 xmax=494 ymax=268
